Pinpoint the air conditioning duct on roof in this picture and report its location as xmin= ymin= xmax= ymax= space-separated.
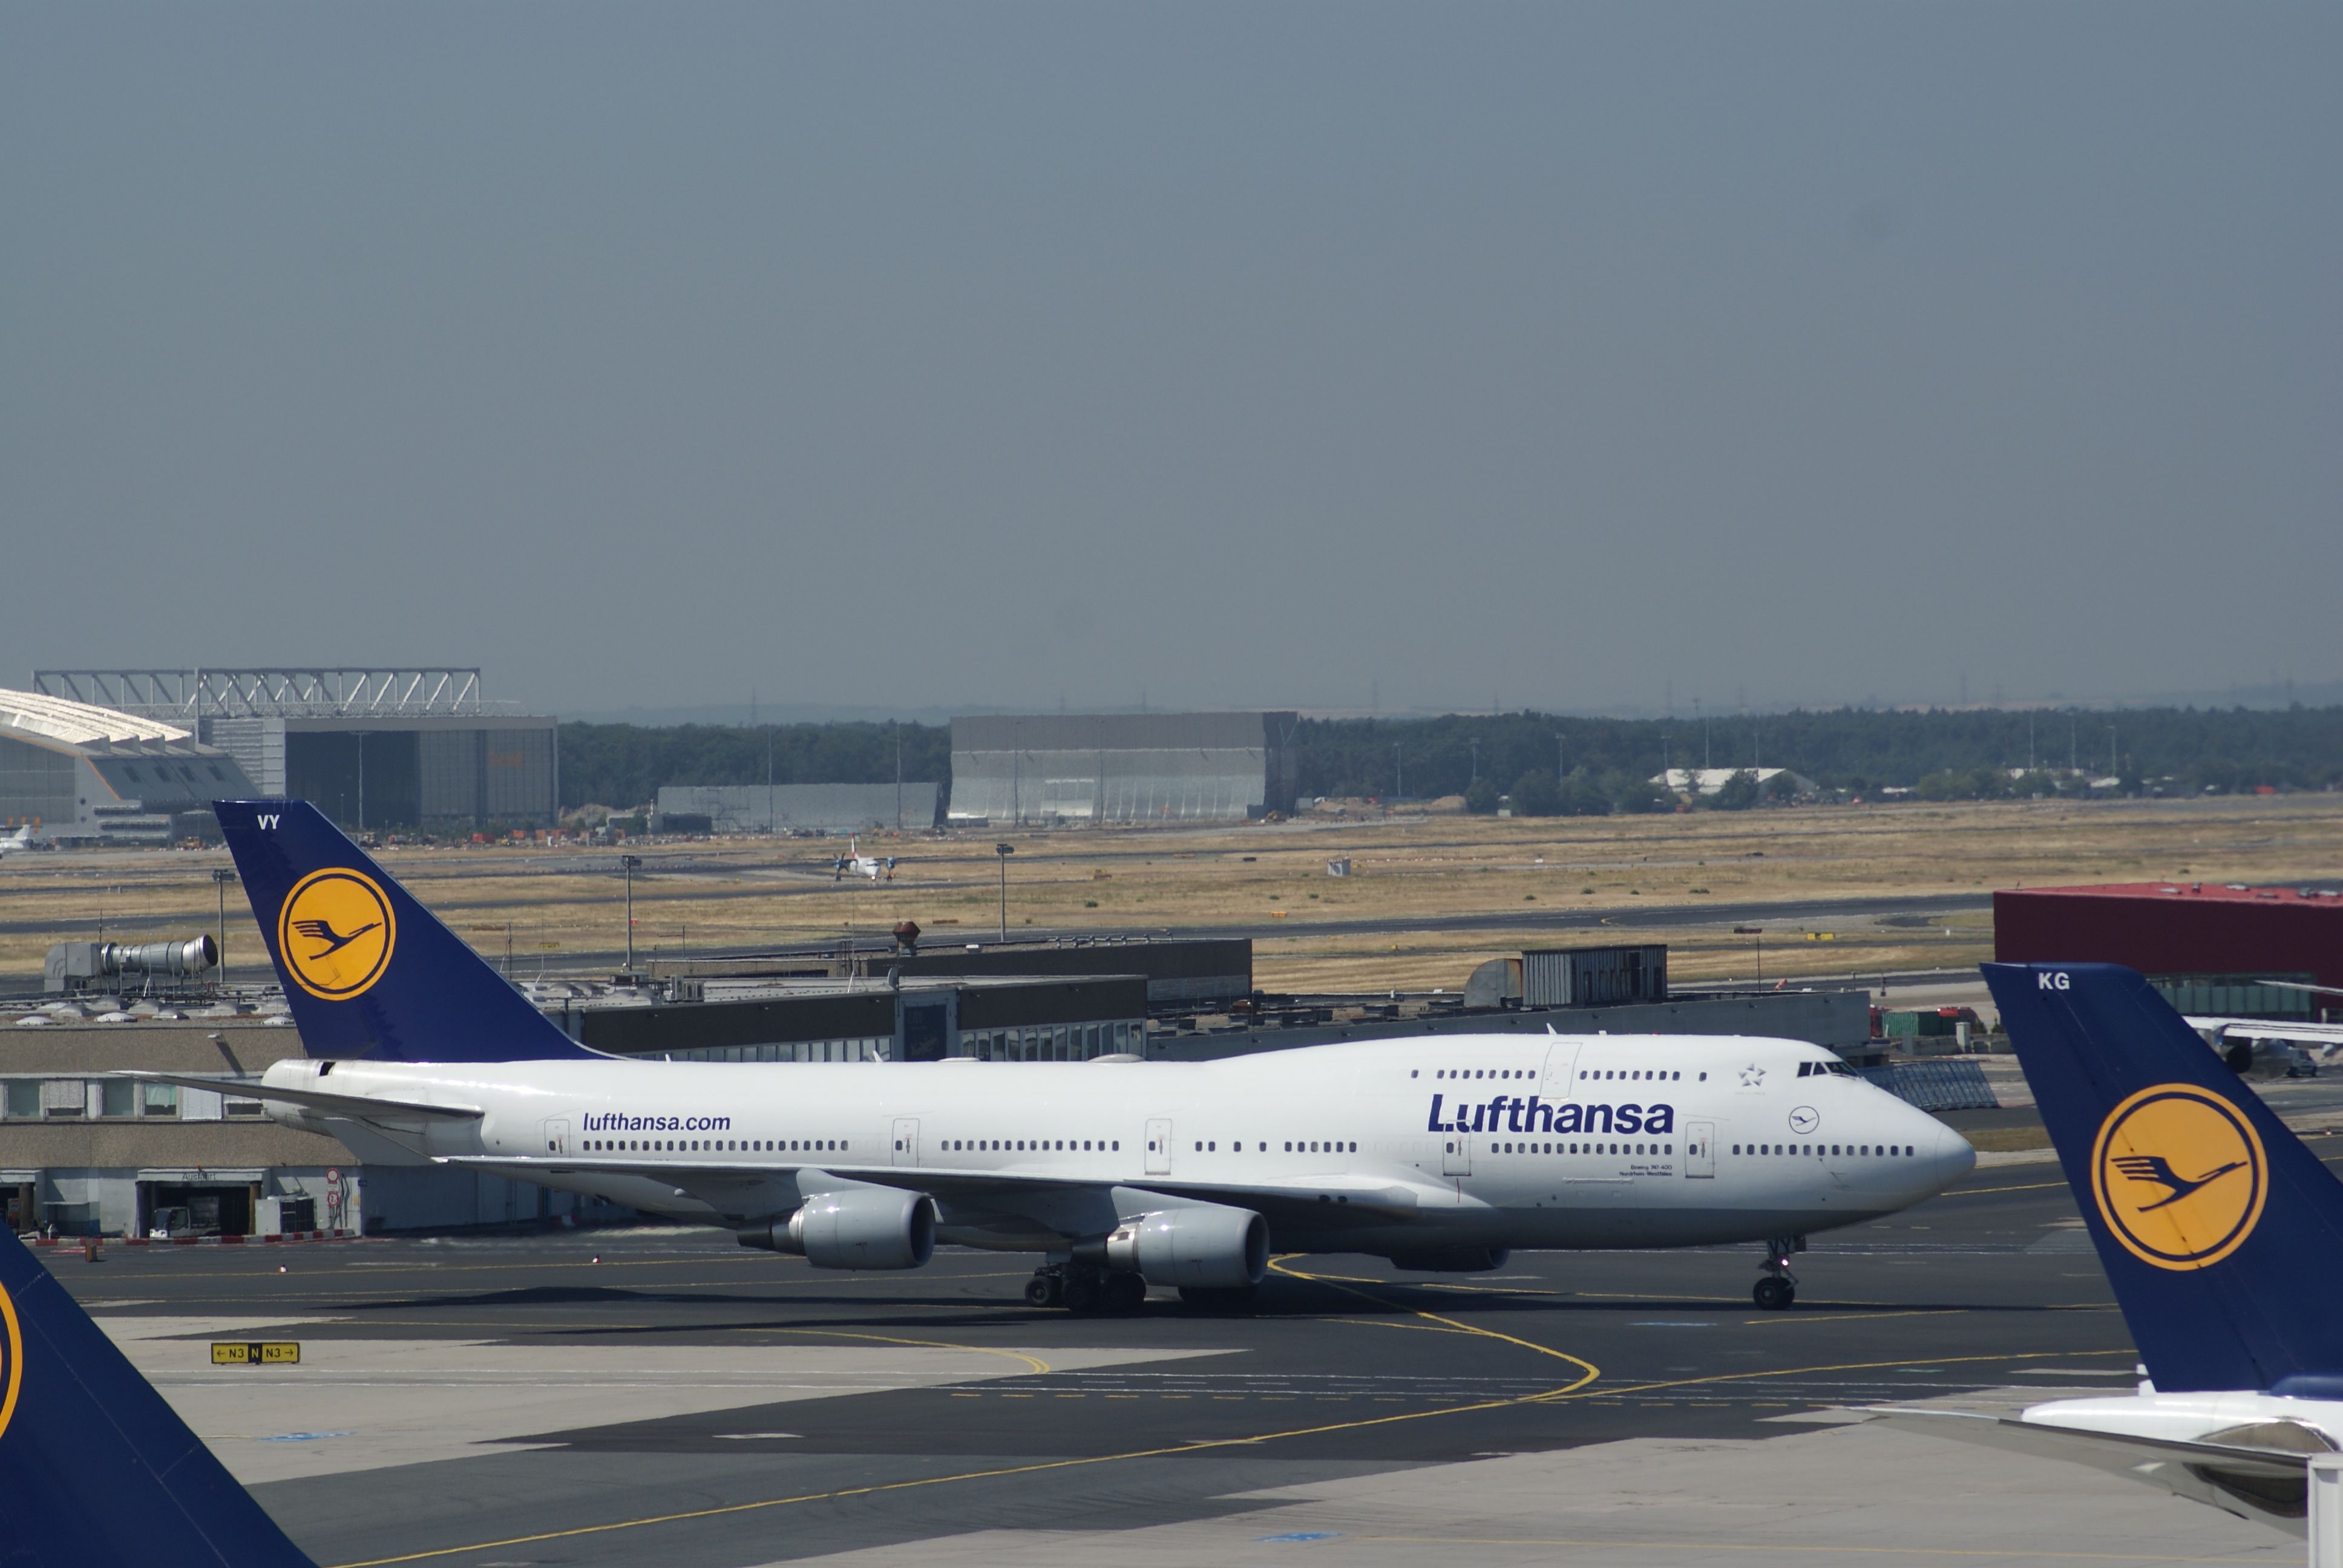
xmin=44 ymin=936 xmax=218 ymax=993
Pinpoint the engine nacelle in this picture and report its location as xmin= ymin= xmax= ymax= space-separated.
xmin=1101 ymin=1204 xmax=1268 ymax=1288
xmin=1384 ymin=1247 xmax=1511 ymax=1273
xmin=739 ymin=1188 xmax=936 ymax=1270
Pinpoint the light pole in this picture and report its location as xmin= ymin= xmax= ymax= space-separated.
xmin=211 ymin=869 xmax=236 ymax=988
xmin=995 ymin=842 xmax=1015 ymax=939
xmin=620 ymin=854 xmax=643 ymax=972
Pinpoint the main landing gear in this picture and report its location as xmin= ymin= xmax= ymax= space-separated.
xmin=1026 ymin=1263 xmax=1147 ymax=1315
xmin=1752 ymin=1235 xmax=1804 ymax=1311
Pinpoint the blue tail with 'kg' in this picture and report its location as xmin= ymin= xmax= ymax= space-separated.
xmin=0 ymin=1223 xmax=317 ymax=1567
xmin=1984 ymin=962 xmax=2343 ymax=1397
xmin=214 ymin=800 xmax=601 ymax=1062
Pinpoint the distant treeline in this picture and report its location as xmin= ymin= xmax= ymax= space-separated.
xmin=558 ymin=722 xmax=952 ymax=811
xmin=1293 ymin=707 xmax=2343 ymax=812
xmin=557 ymin=707 xmax=2343 ymax=814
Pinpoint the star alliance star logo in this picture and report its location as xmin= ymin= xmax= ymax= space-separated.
xmin=1740 ymin=1064 xmax=1766 ymax=1086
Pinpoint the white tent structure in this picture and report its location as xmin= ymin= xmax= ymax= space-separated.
xmin=1651 ymin=766 xmax=1818 ymax=798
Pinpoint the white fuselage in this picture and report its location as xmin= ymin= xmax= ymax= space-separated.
xmin=263 ymin=1031 xmax=1973 ymax=1255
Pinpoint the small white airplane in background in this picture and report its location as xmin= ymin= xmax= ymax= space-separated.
xmin=2184 ymin=1014 xmax=2343 ymax=1076
xmin=2184 ymin=985 xmax=2343 ymax=1076
xmin=0 ymin=823 xmax=41 ymax=858
xmin=834 ymin=834 xmax=896 ymax=882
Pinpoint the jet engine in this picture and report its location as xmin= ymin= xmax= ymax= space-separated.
xmin=739 ymin=1188 xmax=937 ymax=1270
xmin=1099 ymin=1203 xmax=1268 ymax=1288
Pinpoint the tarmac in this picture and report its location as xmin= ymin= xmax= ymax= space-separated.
xmin=48 ymin=1137 xmax=2338 ymax=1568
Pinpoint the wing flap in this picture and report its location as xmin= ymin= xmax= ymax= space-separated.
xmin=436 ymin=1154 xmax=1441 ymax=1226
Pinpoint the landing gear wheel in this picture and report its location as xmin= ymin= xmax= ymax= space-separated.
xmin=1061 ymin=1273 xmax=1101 ymax=1314
xmin=1752 ymin=1276 xmax=1795 ymax=1311
xmin=1101 ymin=1272 xmax=1147 ymax=1314
xmin=1024 ymin=1273 xmax=1064 ymax=1308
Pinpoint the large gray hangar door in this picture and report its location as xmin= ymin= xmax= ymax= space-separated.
xmin=1144 ymin=1119 xmax=1173 ymax=1175
xmin=892 ymin=1119 xmax=920 ymax=1167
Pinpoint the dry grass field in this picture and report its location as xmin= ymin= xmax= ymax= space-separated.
xmin=2 ymin=795 xmax=2338 ymax=995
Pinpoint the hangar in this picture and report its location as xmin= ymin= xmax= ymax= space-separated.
xmin=32 ymin=668 xmax=558 ymax=833
xmin=0 ymin=686 xmax=257 ymax=844
xmin=1994 ymin=880 xmax=2343 ymax=1015
xmin=949 ymin=711 xmax=1298 ymax=825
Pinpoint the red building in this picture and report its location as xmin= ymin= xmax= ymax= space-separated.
xmin=1994 ymin=881 xmax=2343 ymax=996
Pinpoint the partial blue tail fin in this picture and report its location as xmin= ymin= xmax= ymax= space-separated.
xmin=1985 ymin=961 xmax=2343 ymax=1397
xmin=215 ymin=800 xmax=601 ymax=1062
xmin=0 ymin=1226 xmax=316 ymax=1567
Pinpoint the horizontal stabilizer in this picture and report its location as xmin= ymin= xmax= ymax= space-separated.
xmin=1872 ymin=1407 xmax=2304 ymax=1481
xmin=121 ymin=1071 xmax=483 ymax=1123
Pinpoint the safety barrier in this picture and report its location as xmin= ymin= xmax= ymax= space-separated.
xmin=1860 ymin=1059 xmax=1999 ymax=1112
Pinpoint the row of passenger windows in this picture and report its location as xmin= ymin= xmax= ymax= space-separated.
xmin=586 ymin=1138 xmax=844 ymax=1154
xmin=1735 ymin=1143 xmax=1915 ymax=1157
xmin=946 ymin=1139 xmax=1119 ymax=1152
xmin=1189 ymin=1141 xmax=1358 ymax=1154
xmin=1411 ymin=1067 xmax=1699 ymax=1083
xmin=1492 ymin=1141 xmax=1670 ymax=1157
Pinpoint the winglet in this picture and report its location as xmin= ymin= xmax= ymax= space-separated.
xmin=1984 ymin=961 xmax=2343 ymax=1396
xmin=214 ymin=800 xmax=603 ymax=1063
xmin=0 ymin=1224 xmax=318 ymax=1567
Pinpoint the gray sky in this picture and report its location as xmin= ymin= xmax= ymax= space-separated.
xmin=5 ymin=4 xmax=2337 ymax=719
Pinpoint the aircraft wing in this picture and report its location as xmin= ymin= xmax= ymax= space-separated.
xmin=437 ymin=1153 xmax=1443 ymax=1232
xmin=1871 ymin=1409 xmax=2310 ymax=1527
xmin=120 ymin=1071 xmax=485 ymax=1123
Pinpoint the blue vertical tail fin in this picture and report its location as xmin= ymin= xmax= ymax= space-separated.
xmin=0 ymin=1224 xmax=317 ymax=1567
xmin=214 ymin=799 xmax=601 ymax=1062
xmin=1984 ymin=961 xmax=2343 ymax=1396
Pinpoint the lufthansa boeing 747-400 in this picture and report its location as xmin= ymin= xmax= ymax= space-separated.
xmin=138 ymin=801 xmax=1973 ymax=1313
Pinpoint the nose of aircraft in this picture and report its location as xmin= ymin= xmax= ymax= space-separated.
xmin=1924 ymin=1117 xmax=1977 ymax=1191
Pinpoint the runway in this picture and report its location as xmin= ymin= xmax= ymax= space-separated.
xmin=45 ymin=1152 xmax=2312 ymax=1567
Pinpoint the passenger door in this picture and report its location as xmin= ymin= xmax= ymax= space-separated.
xmin=1144 ymin=1119 xmax=1173 ymax=1175
xmin=540 ymin=1118 xmax=571 ymax=1157
xmin=1441 ymin=1130 xmax=1472 ymax=1176
xmin=891 ymin=1118 xmax=920 ymax=1168
xmin=1683 ymin=1120 xmax=1715 ymax=1178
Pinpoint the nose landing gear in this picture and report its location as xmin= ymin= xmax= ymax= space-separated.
xmin=1752 ymin=1235 xmax=1804 ymax=1310
xmin=1026 ymin=1263 xmax=1147 ymax=1314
